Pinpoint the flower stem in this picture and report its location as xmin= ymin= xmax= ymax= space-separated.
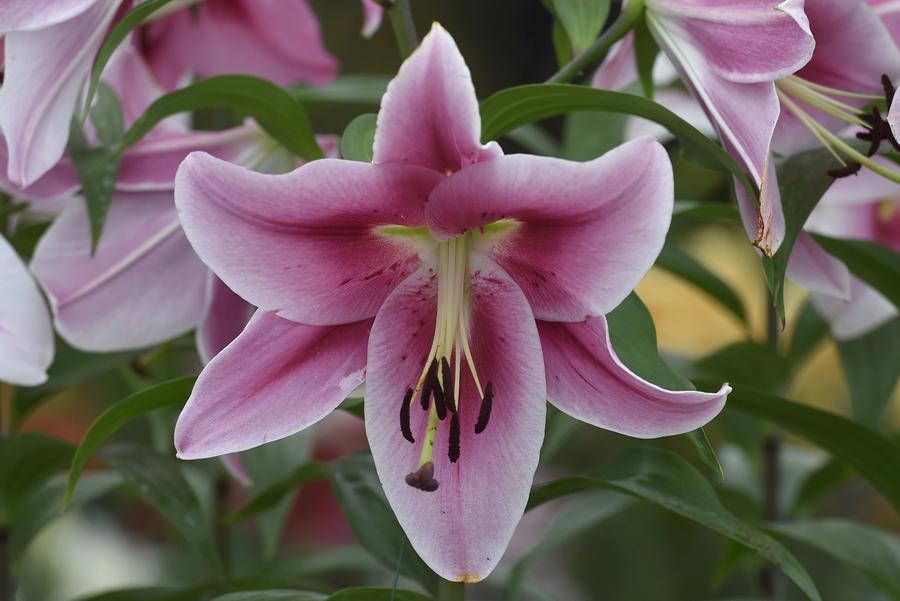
xmin=438 ymin=580 xmax=465 ymax=601
xmin=760 ymin=292 xmax=782 ymax=599
xmin=0 ymin=384 xmax=13 ymax=601
xmin=545 ymin=0 xmax=644 ymax=84
xmin=378 ymin=0 xmax=419 ymax=59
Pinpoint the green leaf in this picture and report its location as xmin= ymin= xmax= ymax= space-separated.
xmin=773 ymin=519 xmax=900 ymax=599
xmin=0 ymin=433 xmax=73 ymax=522
xmin=607 ymin=294 xmax=724 ymax=477
xmin=12 ymin=341 xmax=139 ymax=426
xmin=211 ymin=592 xmax=326 ymax=601
xmin=291 ymin=75 xmax=391 ymax=106
xmin=64 ymin=375 xmax=196 ymax=508
xmin=329 ymin=454 xmax=438 ymax=594
xmin=656 ymin=244 xmax=748 ymax=326
xmin=68 ymin=83 xmax=125 ymax=249
xmin=506 ymin=492 xmax=630 ymax=600
xmin=101 ymin=443 xmax=223 ymax=578
xmin=550 ymin=0 xmax=610 ymax=52
xmin=327 ymin=588 xmax=433 ymax=601
xmin=526 ymin=447 xmax=821 ymax=601
xmin=693 ymin=342 xmax=791 ymax=393
xmin=83 ymin=0 xmax=175 ymax=115
xmin=724 ymin=386 xmax=900 ymax=514
xmin=340 ymin=114 xmax=377 ymax=162
xmin=11 ymin=472 xmax=120 ymax=560
xmin=479 ymin=84 xmax=755 ymax=197
xmin=764 ymin=149 xmax=839 ymax=322
xmin=787 ymin=300 xmax=829 ymax=368
xmin=122 ymin=76 xmax=322 ymax=161
xmin=813 ymin=235 xmax=900 ymax=312
xmin=72 ymin=586 xmax=211 ymax=601
xmin=792 ymin=459 xmax=853 ymax=514
xmin=227 ymin=461 xmax=329 ymax=525
xmin=837 ymin=317 xmax=900 ymax=426
xmin=633 ymin=17 xmax=659 ymax=98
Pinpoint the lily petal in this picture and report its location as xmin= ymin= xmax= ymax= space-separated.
xmin=366 ymin=258 xmax=546 ymax=582
xmin=0 ymin=235 xmax=54 ymax=386
xmin=427 ymin=137 xmax=673 ymax=321
xmin=538 ymin=316 xmax=729 ymax=437
xmin=31 ymin=192 xmax=208 ymax=352
xmin=361 ymin=0 xmax=383 ymax=38
xmin=372 ymin=23 xmax=502 ymax=173
xmin=144 ymin=0 xmax=337 ymax=90
xmin=0 ymin=137 xmax=79 ymax=207
xmin=812 ymin=276 xmax=898 ymax=340
xmin=786 ymin=231 xmax=851 ymax=300
xmin=650 ymin=16 xmax=784 ymax=254
xmin=118 ymin=126 xmax=262 ymax=192
xmin=175 ymin=311 xmax=371 ymax=459
xmin=175 ymin=153 xmax=442 ymax=325
xmin=197 ymin=275 xmax=253 ymax=364
xmin=0 ymin=0 xmax=98 ymax=31
xmin=870 ymin=0 xmax=900 ymax=45
xmin=891 ymin=94 xmax=900 ymax=141
xmin=647 ymin=0 xmax=813 ymax=83
xmin=0 ymin=0 xmax=122 ymax=187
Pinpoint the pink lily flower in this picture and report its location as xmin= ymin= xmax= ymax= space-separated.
xmin=0 ymin=235 xmax=54 ymax=386
xmin=0 ymin=0 xmax=339 ymax=188
xmin=142 ymin=0 xmax=338 ymax=90
xmin=361 ymin=0 xmax=384 ymax=38
xmin=173 ymin=25 xmax=729 ymax=581
xmin=28 ymin=44 xmax=320 ymax=353
xmin=791 ymin=161 xmax=900 ymax=339
xmin=0 ymin=0 xmax=124 ymax=187
xmin=640 ymin=0 xmax=815 ymax=256
xmin=891 ymin=94 xmax=900 ymax=140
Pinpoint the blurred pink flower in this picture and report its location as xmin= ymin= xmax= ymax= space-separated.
xmin=142 ymin=0 xmax=338 ymax=90
xmin=28 ymin=45 xmax=333 ymax=354
xmin=789 ymin=161 xmax=900 ymax=339
xmin=0 ymin=235 xmax=54 ymax=386
xmin=173 ymin=24 xmax=729 ymax=582
xmin=361 ymin=0 xmax=384 ymax=38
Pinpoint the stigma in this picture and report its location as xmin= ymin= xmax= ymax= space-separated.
xmin=397 ymin=234 xmax=495 ymax=493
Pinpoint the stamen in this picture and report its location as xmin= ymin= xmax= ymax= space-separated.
xmin=474 ymin=381 xmax=494 ymax=434
xmin=400 ymin=388 xmax=415 ymax=443
xmin=433 ymin=377 xmax=448 ymax=420
xmin=883 ymin=74 xmax=896 ymax=105
xmin=828 ymin=162 xmax=862 ymax=178
xmin=421 ymin=360 xmax=439 ymax=411
xmin=448 ymin=413 xmax=460 ymax=463
xmin=405 ymin=461 xmax=439 ymax=492
xmin=441 ymin=357 xmax=456 ymax=413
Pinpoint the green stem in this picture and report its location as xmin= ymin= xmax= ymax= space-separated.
xmin=438 ymin=580 xmax=465 ymax=601
xmin=760 ymin=291 xmax=782 ymax=599
xmin=378 ymin=0 xmax=419 ymax=59
xmin=0 ymin=385 xmax=12 ymax=601
xmin=546 ymin=0 xmax=644 ymax=84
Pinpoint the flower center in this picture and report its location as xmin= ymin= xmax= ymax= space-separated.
xmin=398 ymin=233 xmax=494 ymax=493
xmin=774 ymin=75 xmax=900 ymax=181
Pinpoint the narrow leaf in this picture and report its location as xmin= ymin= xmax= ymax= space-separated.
xmin=550 ymin=0 xmax=611 ymax=52
xmin=64 ymin=376 xmax=196 ymax=508
xmin=813 ymin=235 xmax=900 ymax=311
xmin=479 ymin=84 xmax=756 ymax=198
xmin=526 ymin=447 xmax=821 ymax=601
xmin=773 ymin=520 xmax=900 ymax=600
xmin=101 ymin=443 xmax=223 ymax=578
xmin=725 ymin=386 xmax=900 ymax=514
xmin=0 ymin=433 xmax=73 ymax=522
xmin=211 ymin=592 xmax=326 ymax=601
xmin=837 ymin=317 xmax=900 ymax=426
xmin=227 ymin=462 xmax=329 ymax=524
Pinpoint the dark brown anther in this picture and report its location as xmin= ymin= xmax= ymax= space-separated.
xmin=441 ymin=357 xmax=456 ymax=413
xmin=882 ymin=74 xmax=896 ymax=105
xmin=400 ymin=388 xmax=415 ymax=443
xmin=448 ymin=413 xmax=460 ymax=463
xmin=405 ymin=461 xmax=439 ymax=492
xmin=828 ymin=162 xmax=863 ymax=178
xmin=421 ymin=361 xmax=439 ymax=411
xmin=474 ymin=381 xmax=494 ymax=434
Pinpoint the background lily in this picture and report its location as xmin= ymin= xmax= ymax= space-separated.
xmin=173 ymin=24 xmax=729 ymax=582
xmin=0 ymin=0 xmax=359 ymax=189
xmin=790 ymin=160 xmax=900 ymax=340
xmin=0 ymin=234 xmax=54 ymax=386
xmin=641 ymin=0 xmax=814 ymax=256
xmin=28 ymin=44 xmax=326 ymax=353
